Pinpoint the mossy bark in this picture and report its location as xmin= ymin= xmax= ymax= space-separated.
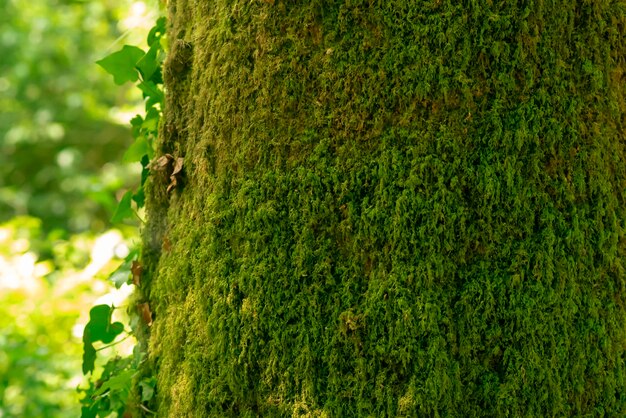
xmin=141 ymin=1 xmax=626 ymax=416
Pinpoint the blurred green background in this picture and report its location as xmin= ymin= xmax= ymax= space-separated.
xmin=0 ymin=0 xmax=157 ymax=416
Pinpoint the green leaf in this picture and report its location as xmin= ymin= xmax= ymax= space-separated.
xmin=110 ymin=190 xmax=134 ymax=223
xmin=136 ymin=42 xmax=162 ymax=82
xmin=138 ymin=80 xmax=164 ymax=102
xmin=80 ymin=406 xmax=98 ymax=418
xmin=130 ymin=115 xmax=144 ymax=137
xmin=80 ymin=405 xmax=98 ymax=418
xmin=124 ymin=247 xmax=140 ymax=263
xmin=140 ymin=155 xmax=151 ymax=186
xmin=123 ymin=135 xmax=150 ymax=163
xmin=130 ymin=114 xmax=144 ymax=126
xmin=84 ymin=304 xmax=124 ymax=345
xmin=109 ymin=260 xmax=132 ymax=289
xmin=82 ymin=340 xmax=97 ymax=375
xmin=133 ymin=186 xmax=145 ymax=209
xmin=142 ymin=107 xmax=160 ymax=132
xmin=96 ymin=45 xmax=145 ymax=85
xmin=147 ymin=17 xmax=167 ymax=46
xmin=139 ymin=377 xmax=156 ymax=402
xmin=145 ymin=94 xmax=162 ymax=110
xmin=92 ymin=368 xmax=134 ymax=397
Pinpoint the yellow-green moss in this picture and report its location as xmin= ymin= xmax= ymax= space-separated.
xmin=141 ymin=1 xmax=626 ymax=416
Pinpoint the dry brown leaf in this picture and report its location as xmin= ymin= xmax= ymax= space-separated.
xmin=166 ymin=177 xmax=177 ymax=193
xmin=151 ymin=154 xmax=184 ymax=193
xmin=137 ymin=302 xmax=153 ymax=326
xmin=167 ymin=157 xmax=184 ymax=193
xmin=172 ymin=157 xmax=184 ymax=176
xmin=152 ymin=153 xmax=174 ymax=171
xmin=131 ymin=260 xmax=143 ymax=287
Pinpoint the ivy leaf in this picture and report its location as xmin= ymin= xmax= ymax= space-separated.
xmin=138 ymin=80 xmax=164 ymax=102
xmin=109 ymin=260 xmax=132 ymax=289
xmin=96 ymin=45 xmax=145 ymax=85
xmin=130 ymin=115 xmax=144 ymax=137
xmin=147 ymin=17 xmax=166 ymax=46
xmin=82 ymin=339 xmax=97 ymax=375
xmin=136 ymin=42 xmax=162 ymax=82
xmin=132 ymin=186 xmax=145 ymax=209
xmin=107 ymin=248 xmax=142 ymax=289
xmin=140 ymin=155 xmax=151 ymax=186
xmin=139 ymin=377 xmax=157 ymax=401
xmin=142 ymin=107 xmax=160 ymax=132
xmin=124 ymin=247 xmax=140 ymax=263
xmin=111 ymin=190 xmax=134 ymax=223
xmin=84 ymin=304 xmax=124 ymax=344
xmin=82 ymin=305 xmax=124 ymax=374
xmin=123 ymin=135 xmax=150 ymax=163
xmin=80 ymin=405 xmax=98 ymax=418
xmin=92 ymin=368 xmax=134 ymax=397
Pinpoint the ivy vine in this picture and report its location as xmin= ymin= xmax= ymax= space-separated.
xmin=78 ymin=16 xmax=166 ymax=418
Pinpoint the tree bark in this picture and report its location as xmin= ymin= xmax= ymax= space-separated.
xmin=141 ymin=1 xmax=626 ymax=416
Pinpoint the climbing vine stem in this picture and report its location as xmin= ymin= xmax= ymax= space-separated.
xmin=78 ymin=16 xmax=166 ymax=418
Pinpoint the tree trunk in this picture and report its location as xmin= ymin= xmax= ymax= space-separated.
xmin=140 ymin=1 xmax=626 ymax=416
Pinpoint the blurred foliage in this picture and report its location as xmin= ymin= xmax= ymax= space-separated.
xmin=0 ymin=0 xmax=154 ymax=234
xmin=0 ymin=216 xmax=134 ymax=417
xmin=0 ymin=0 xmax=158 ymax=416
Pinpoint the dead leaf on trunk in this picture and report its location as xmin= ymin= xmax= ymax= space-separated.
xmin=150 ymin=154 xmax=184 ymax=193
xmin=166 ymin=157 xmax=184 ymax=193
xmin=137 ymin=303 xmax=153 ymax=326
xmin=171 ymin=157 xmax=184 ymax=176
xmin=131 ymin=260 xmax=143 ymax=287
xmin=151 ymin=153 xmax=174 ymax=171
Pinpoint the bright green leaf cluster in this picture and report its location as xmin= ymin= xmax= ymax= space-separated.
xmin=97 ymin=16 xmax=166 ymax=224
xmin=80 ymin=356 xmax=131 ymax=418
xmin=79 ymin=350 xmax=157 ymax=417
xmin=79 ymin=15 xmax=166 ymax=418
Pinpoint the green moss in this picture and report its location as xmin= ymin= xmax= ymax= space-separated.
xmin=142 ymin=1 xmax=626 ymax=416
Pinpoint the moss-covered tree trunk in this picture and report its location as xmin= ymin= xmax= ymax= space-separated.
xmin=140 ymin=1 xmax=626 ymax=416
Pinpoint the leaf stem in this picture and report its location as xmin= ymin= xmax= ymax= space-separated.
xmin=96 ymin=333 xmax=133 ymax=351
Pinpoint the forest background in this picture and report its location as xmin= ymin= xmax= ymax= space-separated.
xmin=0 ymin=0 xmax=157 ymax=416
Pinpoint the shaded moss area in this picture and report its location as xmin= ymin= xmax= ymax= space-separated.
xmin=142 ymin=1 xmax=626 ymax=416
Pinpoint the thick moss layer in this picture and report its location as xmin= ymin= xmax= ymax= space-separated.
xmin=143 ymin=1 xmax=626 ymax=416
